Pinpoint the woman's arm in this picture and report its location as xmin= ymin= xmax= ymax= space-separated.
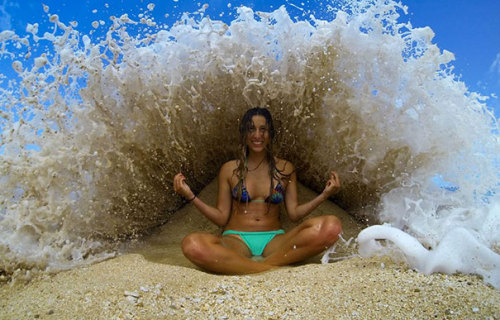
xmin=284 ymin=164 xmax=341 ymax=222
xmin=173 ymin=161 xmax=234 ymax=227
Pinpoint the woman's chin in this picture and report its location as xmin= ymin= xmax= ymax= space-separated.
xmin=248 ymin=146 xmax=266 ymax=153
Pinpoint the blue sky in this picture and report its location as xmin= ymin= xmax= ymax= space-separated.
xmin=1 ymin=0 xmax=499 ymax=117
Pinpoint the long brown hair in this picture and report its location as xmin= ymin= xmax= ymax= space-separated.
xmin=234 ymin=107 xmax=280 ymax=202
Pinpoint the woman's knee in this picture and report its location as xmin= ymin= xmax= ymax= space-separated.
xmin=181 ymin=233 xmax=212 ymax=264
xmin=310 ymin=215 xmax=342 ymax=246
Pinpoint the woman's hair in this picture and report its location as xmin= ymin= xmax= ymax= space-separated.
xmin=234 ymin=107 xmax=280 ymax=203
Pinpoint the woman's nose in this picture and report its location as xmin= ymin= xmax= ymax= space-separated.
xmin=250 ymin=130 xmax=260 ymax=138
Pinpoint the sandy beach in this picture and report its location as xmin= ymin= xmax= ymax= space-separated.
xmin=1 ymin=181 xmax=499 ymax=319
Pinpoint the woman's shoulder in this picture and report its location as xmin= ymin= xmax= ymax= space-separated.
xmin=221 ymin=159 xmax=239 ymax=169
xmin=219 ymin=160 xmax=239 ymax=177
xmin=275 ymin=158 xmax=295 ymax=175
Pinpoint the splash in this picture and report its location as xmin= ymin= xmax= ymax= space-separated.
xmin=0 ymin=1 xmax=499 ymax=286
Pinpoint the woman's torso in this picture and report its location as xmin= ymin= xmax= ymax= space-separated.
xmin=224 ymin=158 xmax=291 ymax=231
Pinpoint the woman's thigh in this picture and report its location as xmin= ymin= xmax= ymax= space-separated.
xmin=183 ymin=232 xmax=253 ymax=261
xmin=262 ymin=215 xmax=340 ymax=257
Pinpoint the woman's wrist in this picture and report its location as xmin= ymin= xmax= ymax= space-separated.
xmin=319 ymin=192 xmax=329 ymax=202
xmin=186 ymin=193 xmax=196 ymax=202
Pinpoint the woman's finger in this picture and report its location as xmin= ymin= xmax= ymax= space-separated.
xmin=173 ymin=173 xmax=185 ymax=192
xmin=331 ymin=171 xmax=340 ymax=186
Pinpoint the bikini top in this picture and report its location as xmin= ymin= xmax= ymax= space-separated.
xmin=232 ymin=180 xmax=285 ymax=204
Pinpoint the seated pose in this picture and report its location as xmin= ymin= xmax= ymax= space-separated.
xmin=173 ymin=107 xmax=342 ymax=274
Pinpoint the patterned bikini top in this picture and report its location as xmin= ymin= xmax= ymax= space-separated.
xmin=232 ymin=180 xmax=285 ymax=204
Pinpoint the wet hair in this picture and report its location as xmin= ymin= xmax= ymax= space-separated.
xmin=234 ymin=107 xmax=280 ymax=206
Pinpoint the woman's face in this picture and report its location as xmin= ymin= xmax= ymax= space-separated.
xmin=246 ymin=115 xmax=270 ymax=153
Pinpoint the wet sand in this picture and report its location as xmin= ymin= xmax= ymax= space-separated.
xmin=1 ymin=181 xmax=499 ymax=319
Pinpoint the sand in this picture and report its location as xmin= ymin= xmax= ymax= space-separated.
xmin=1 ymin=181 xmax=499 ymax=319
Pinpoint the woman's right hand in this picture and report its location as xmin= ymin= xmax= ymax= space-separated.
xmin=173 ymin=173 xmax=195 ymax=200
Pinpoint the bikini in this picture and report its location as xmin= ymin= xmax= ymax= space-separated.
xmin=222 ymin=230 xmax=285 ymax=256
xmin=223 ymin=180 xmax=286 ymax=256
xmin=230 ymin=181 xmax=285 ymax=204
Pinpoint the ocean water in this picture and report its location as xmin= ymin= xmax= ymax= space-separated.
xmin=0 ymin=1 xmax=499 ymax=287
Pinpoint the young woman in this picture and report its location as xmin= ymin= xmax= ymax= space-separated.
xmin=173 ymin=107 xmax=342 ymax=274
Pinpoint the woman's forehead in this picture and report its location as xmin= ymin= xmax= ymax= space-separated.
xmin=250 ymin=115 xmax=267 ymax=126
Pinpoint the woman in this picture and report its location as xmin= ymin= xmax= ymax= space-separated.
xmin=173 ymin=107 xmax=342 ymax=274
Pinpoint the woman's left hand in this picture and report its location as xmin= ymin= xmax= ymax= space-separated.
xmin=322 ymin=171 xmax=341 ymax=197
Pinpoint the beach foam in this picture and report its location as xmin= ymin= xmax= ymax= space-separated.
xmin=0 ymin=0 xmax=498 ymax=287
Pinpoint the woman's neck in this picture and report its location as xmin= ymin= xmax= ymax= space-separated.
xmin=246 ymin=152 xmax=267 ymax=172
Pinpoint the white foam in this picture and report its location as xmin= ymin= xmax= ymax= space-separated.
xmin=358 ymin=224 xmax=500 ymax=288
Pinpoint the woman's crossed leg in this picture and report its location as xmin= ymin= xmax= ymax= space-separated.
xmin=181 ymin=215 xmax=342 ymax=274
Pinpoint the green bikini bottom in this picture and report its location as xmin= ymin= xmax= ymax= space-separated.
xmin=222 ymin=229 xmax=285 ymax=256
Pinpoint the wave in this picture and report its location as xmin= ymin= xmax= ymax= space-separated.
xmin=0 ymin=1 xmax=498 ymax=286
